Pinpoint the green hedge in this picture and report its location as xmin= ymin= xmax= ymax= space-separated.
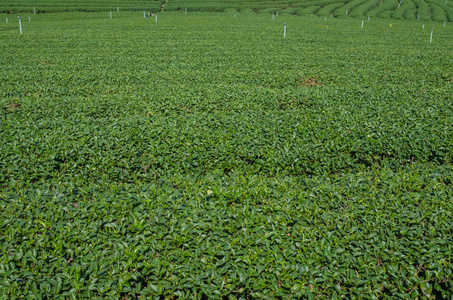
xmin=349 ymin=0 xmax=381 ymax=17
xmin=413 ymin=0 xmax=432 ymax=20
xmin=317 ymin=3 xmax=345 ymax=16
xmin=391 ymin=0 xmax=416 ymax=19
xmin=297 ymin=6 xmax=321 ymax=15
xmin=332 ymin=0 xmax=365 ymax=17
xmin=367 ymin=0 xmax=399 ymax=16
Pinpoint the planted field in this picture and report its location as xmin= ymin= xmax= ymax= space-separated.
xmin=0 ymin=0 xmax=164 ymax=14
xmin=167 ymin=0 xmax=453 ymax=21
xmin=2 ymin=0 xmax=453 ymax=21
xmin=1 ymin=8 xmax=453 ymax=299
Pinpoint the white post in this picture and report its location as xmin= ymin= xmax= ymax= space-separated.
xmin=234 ymin=14 xmax=236 ymax=18
xmin=346 ymin=10 xmax=348 ymax=16
xmin=18 ymin=16 xmax=22 ymax=34
xmin=284 ymin=22 xmax=286 ymax=38
xmin=148 ymin=12 xmax=150 ymax=17
xmin=6 ymin=17 xmax=8 ymax=24
xmin=28 ymin=16 xmax=30 ymax=22
xmin=117 ymin=7 xmax=119 ymax=12
xmin=430 ymin=27 xmax=434 ymax=43
xmin=185 ymin=8 xmax=187 ymax=13
xmin=361 ymin=19 xmax=364 ymax=28
xmin=276 ymin=11 xmax=278 ymax=16
xmin=417 ymin=15 xmax=420 ymax=20
xmin=110 ymin=11 xmax=112 ymax=19
xmin=144 ymin=11 xmax=146 ymax=18
xmin=155 ymin=14 xmax=157 ymax=23
xmin=33 ymin=7 xmax=35 ymax=13
xmin=423 ymin=23 xmax=425 ymax=29
xmin=368 ymin=15 xmax=370 ymax=21
xmin=325 ymin=17 xmax=327 ymax=20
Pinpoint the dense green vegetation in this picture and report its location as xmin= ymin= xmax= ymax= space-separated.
xmin=1 ymin=0 xmax=453 ymax=21
xmin=1 ymin=7 xmax=452 ymax=299
xmin=0 ymin=0 xmax=164 ymax=14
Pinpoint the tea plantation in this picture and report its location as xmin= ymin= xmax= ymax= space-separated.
xmin=2 ymin=0 xmax=453 ymax=21
xmin=1 ymin=4 xmax=453 ymax=299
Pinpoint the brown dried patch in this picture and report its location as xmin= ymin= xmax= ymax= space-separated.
xmin=38 ymin=60 xmax=53 ymax=66
xmin=298 ymin=77 xmax=323 ymax=87
xmin=4 ymin=102 xmax=20 ymax=111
